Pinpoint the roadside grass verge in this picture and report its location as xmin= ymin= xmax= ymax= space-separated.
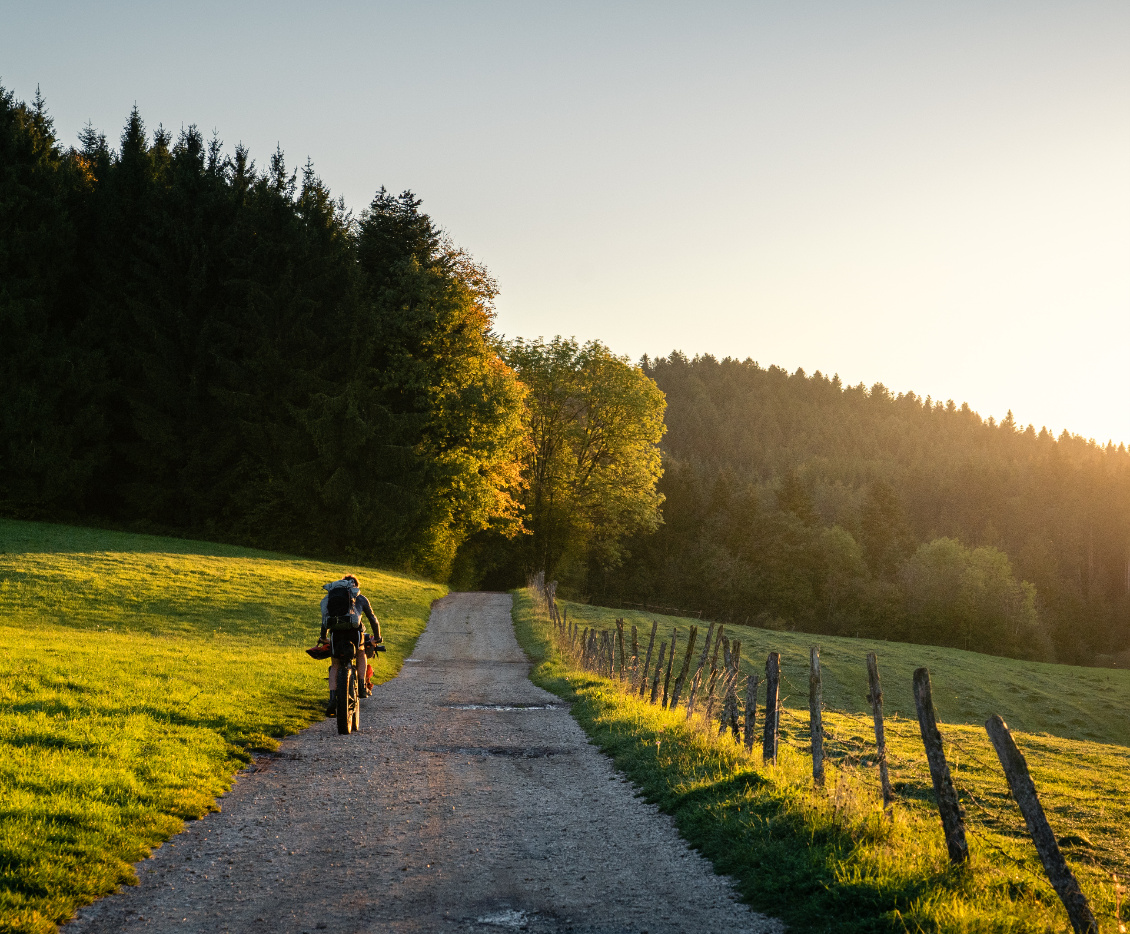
xmin=512 ymin=589 xmax=1127 ymax=933
xmin=0 ymin=519 xmax=445 ymax=934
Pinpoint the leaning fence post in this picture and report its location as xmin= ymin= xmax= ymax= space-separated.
xmin=716 ymin=668 xmax=736 ymax=736
xmin=685 ymin=621 xmax=715 ymax=712
xmin=685 ymin=669 xmax=703 ymax=717
xmin=669 ymin=625 xmax=698 ymax=709
xmin=662 ymin=629 xmax=679 ymax=708
xmin=913 ymin=667 xmax=968 ymax=864
xmin=763 ymin=652 xmax=781 ymax=765
xmin=809 ymin=646 xmax=825 ymax=787
xmin=744 ymin=674 xmax=759 ymax=751
xmin=985 ymin=715 xmax=1097 ymax=933
xmin=703 ymin=668 xmax=721 ymax=726
xmin=866 ymin=652 xmax=894 ymax=811
xmin=639 ymin=621 xmax=658 ymax=697
xmin=650 ymin=642 xmax=668 ymax=704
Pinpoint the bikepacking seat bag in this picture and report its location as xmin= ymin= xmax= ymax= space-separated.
xmin=324 ymin=581 xmax=359 ymax=631
xmin=330 ymin=629 xmax=359 ymax=659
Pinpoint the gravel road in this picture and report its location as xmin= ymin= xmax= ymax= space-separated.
xmin=68 ymin=592 xmax=779 ymax=934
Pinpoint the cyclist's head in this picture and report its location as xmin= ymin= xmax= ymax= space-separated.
xmin=342 ymin=573 xmax=359 ymax=588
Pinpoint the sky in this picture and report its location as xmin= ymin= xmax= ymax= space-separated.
xmin=3 ymin=1 xmax=1128 ymax=442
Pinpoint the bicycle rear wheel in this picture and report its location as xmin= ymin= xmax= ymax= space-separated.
xmin=336 ymin=664 xmax=350 ymax=735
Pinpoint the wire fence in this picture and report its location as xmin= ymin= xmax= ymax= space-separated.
xmin=526 ymin=576 xmax=1108 ymax=932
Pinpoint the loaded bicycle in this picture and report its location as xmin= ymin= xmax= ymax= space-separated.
xmin=308 ymin=575 xmax=386 ymax=735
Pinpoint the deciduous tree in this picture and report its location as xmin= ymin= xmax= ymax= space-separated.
xmin=504 ymin=336 xmax=665 ymax=583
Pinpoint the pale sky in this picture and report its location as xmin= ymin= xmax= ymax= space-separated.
xmin=4 ymin=1 xmax=1128 ymax=442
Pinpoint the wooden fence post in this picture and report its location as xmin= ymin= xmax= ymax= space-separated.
xmin=984 ymin=715 xmax=1097 ymax=933
xmin=703 ymin=668 xmax=721 ymax=725
xmin=710 ymin=625 xmax=724 ymax=671
xmin=913 ymin=668 xmax=968 ymax=864
xmin=616 ymin=619 xmax=626 ymax=682
xmin=662 ymin=629 xmax=679 ymax=708
xmin=639 ymin=621 xmax=658 ymax=697
xmin=809 ymin=646 xmax=825 ymax=787
xmin=718 ymin=673 xmax=741 ymax=739
xmin=763 ymin=652 xmax=781 ymax=764
xmin=685 ymin=621 xmax=715 ymax=712
xmin=716 ymin=669 xmax=735 ymax=736
xmin=866 ymin=653 xmax=894 ymax=811
xmin=744 ymin=674 xmax=759 ymax=751
xmin=721 ymin=641 xmax=742 ymax=739
xmin=669 ymin=625 xmax=698 ymax=709
xmin=650 ymin=642 xmax=668 ymax=704
xmin=685 ymin=669 xmax=703 ymax=717
xmin=630 ymin=625 xmax=639 ymax=686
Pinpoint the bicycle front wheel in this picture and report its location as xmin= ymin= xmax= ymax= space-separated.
xmin=350 ymin=668 xmax=361 ymax=733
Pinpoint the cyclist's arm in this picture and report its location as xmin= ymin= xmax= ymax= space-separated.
xmin=357 ymin=594 xmax=378 ymax=628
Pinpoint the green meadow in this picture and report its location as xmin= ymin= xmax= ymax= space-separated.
xmin=0 ymin=519 xmax=444 ymax=934
xmin=514 ymin=592 xmax=1130 ymax=933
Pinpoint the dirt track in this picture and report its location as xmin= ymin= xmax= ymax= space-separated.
xmin=68 ymin=593 xmax=779 ymax=934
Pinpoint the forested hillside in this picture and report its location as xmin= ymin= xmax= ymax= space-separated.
xmin=592 ymin=353 xmax=1130 ymax=666
xmin=0 ymin=86 xmax=525 ymax=577
xmin=4 ymin=84 xmax=1125 ymax=667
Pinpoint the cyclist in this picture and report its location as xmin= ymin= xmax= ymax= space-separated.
xmin=319 ymin=574 xmax=383 ymax=715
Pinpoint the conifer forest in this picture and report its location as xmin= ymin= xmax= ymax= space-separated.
xmin=3 ymin=85 xmax=1128 ymax=668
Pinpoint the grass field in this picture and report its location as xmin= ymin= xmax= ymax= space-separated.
xmin=513 ymin=591 xmax=1130 ymax=933
xmin=0 ymin=519 xmax=445 ymax=934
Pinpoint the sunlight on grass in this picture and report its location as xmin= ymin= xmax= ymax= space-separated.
xmin=0 ymin=519 xmax=445 ymax=934
xmin=513 ymin=590 xmax=1128 ymax=933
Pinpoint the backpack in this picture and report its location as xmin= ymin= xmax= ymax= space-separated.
xmin=324 ymin=581 xmax=359 ymax=631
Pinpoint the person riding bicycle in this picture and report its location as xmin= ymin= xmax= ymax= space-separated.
xmin=319 ymin=574 xmax=383 ymax=715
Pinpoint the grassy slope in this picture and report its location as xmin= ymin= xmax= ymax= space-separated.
xmin=0 ymin=519 xmax=445 ymax=934
xmin=514 ymin=592 xmax=1130 ymax=933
